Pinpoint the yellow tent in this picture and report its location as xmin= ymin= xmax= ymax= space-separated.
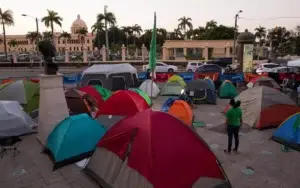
xmin=167 ymin=75 xmax=186 ymax=87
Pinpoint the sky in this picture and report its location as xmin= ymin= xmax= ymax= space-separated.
xmin=1 ymin=0 xmax=300 ymax=35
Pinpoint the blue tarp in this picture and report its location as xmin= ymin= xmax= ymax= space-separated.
xmin=63 ymin=73 xmax=82 ymax=84
xmin=161 ymin=98 xmax=176 ymax=112
xmin=46 ymin=114 xmax=106 ymax=167
xmin=219 ymin=73 xmax=244 ymax=83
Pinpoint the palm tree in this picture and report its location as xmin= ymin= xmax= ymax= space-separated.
xmin=42 ymin=31 xmax=52 ymax=40
xmin=8 ymin=39 xmax=17 ymax=48
xmin=41 ymin=10 xmax=63 ymax=38
xmin=76 ymin=28 xmax=88 ymax=54
xmin=97 ymin=12 xmax=116 ymax=50
xmin=26 ymin=31 xmax=41 ymax=51
xmin=121 ymin=26 xmax=133 ymax=46
xmin=59 ymin=31 xmax=71 ymax=49
xmin=131 ymin=24 xmax=143 ymax=44
xmin=0 ymin=8 xmax=14 ymax=60
xmin=91 ymin=22 xmax=105 ymax=35
xmin=205 ymin=20 xmax=217 ymax=29
xmin=178 ymin=16 xmax=193 ymax=39
xmin=255 ymin=26 xmax=266 ymax=44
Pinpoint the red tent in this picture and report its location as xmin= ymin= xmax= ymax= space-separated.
xmin=79 ymin=86 xmax=104 ymax=107
xmin=85 ymin=109 xmax=231 ymax=188
xmin=95 ymin=90 xmax=150 ymax=117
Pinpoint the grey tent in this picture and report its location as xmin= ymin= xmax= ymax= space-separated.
xmin=80 ymin=64 xmax=138 ymax=91
xmin=186 ymin=79 xmax=217 ymax=104
xmin=0 ymin=101 xmax=36 ymax=138
xmin=161 ymin=81 xmax=185 ymax=96
xmin=247 ymin=76 xmax=280 ymax=89
xmin=96 ymin=115 xmax=126 ymax=130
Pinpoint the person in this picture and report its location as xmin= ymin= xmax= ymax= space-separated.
xmin=224 ymin=100 xmax=242 ymax=154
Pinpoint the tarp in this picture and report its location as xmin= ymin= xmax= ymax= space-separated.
xmin=161 ymin=80 xmax=186 ymax=96
xmin=0 ymin=80 xmax=39 ymax=113
xmin=219 ymin=73 xmax=244 ymax=83
xmin=65 ymin=89 xmax=98 ymax=116
xmin=186 ymin=79 xmax=217 ymax=104
xmin=129 ymin=88 xmax=152 ymax=106
xmin=219 ymin=80 xmax=238 ymax=99
xmin=84 ymin=109 xmax=231 ymax=188
xmin=0 ymin=101 xmax=36 ymax=138
xmin=272 ymin=112 xmax=300 ymax=151
xmin=247 ymin=76 xmax=280 ymax=89
xmin=139 ymin=79 xmax=160 ymax=98
xmin=168 ymin=100 xmax=193 ymax=126
xmin=63 ymin=74 xmax=81 ymax=84
xmin=79 ymin=86 xmax=104 ymax=107
xmin=224 ymin=86 xmax=300 ymax=129
xmin=45 ymin=114 xmax=106 ymax=170
xmin=92 ymin=85 xmax=112 ymax=101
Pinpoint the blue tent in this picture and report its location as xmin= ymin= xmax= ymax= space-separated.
xmin=204 ymin=78 xmax=215 ymax=91
xmin=45 ymin=114 xmax=106 ymax=170
xmin=272 ymin=113 xmax=300 ymax=152
xmin=161 ymin=98 xmax=176 ymax=112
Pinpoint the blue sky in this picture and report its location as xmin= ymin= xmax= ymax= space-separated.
xmin=2 ymin=0 xmax=300 ymax=35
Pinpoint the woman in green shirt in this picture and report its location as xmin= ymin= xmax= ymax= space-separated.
xmin=224 ymin=99 xmax=242 ymax=154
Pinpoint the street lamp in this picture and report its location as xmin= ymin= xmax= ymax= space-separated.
xmin=22 ymin=14 xmax=40 ymax=42
xmin=233 ymin=10 xmax=242 ymax=63
xmin=104 ymin=5 xmax=109 ymax=58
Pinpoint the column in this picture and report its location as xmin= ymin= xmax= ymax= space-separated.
xmin=162 ymin=46 xmax=168 ymax=60
xmin=226 ymin=46 xmax=231 ymax=57
xmin=101 ymin=45 xmax=107 ymax=61
xmin=183 ymin=48 xmax=187 ymax=56
xmin=83 ymin=46 xmax=88 ymax=63
xmin=12 ymin=48 xmax=17 ymax=63
xmin=204 ymin=46 xmax=209 ymax=61
xmin=142 ymin=44 xmax=147 ymax=63
xmin=121 ymin=44 xmax=126 ymax=61
xmin=135 ymin=48 xmax=138 ymax=58
xmin=174 ymin=48 xmax=177 ymax=59
xmin=65 ymin=47 xmax=69 ymax=63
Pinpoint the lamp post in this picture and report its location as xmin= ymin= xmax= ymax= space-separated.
xmin=104 ymin=5 xmax=109 ymax=58
xmin=233 ymin=10 xmax=242 ymax=63
xmin=22 ymin=14 xmax=40 ymax=42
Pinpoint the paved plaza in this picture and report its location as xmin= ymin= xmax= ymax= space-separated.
xmin=0 ymin=96 xmax=299 ymax=188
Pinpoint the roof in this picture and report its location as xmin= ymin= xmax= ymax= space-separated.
xmin=82 ymin=64 xmax=137 ymax=75
xmin=71 ymin=15 xmax=87 ymax=29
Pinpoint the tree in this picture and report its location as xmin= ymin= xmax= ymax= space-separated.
xmin=255 ymin=26 xmax=266 ymax=45
xmin=42 ymin=31 xmax=52 ymax=40
xmin=59 ymin=31 xmax=71 ymax=48
xmin=131 ymin=24 xmax=143 ymax=45
xmin=97 ymin=12 xmax=116 ymax=26
xmin=0 ymin=8 xmax=14 ymax=60
xmin=41 ymin=10 xmax=63 ymax=37
xmin=26 ymin=31 xmax=41 ymax=51
xmin=8 ymin=39 xmax=17 ymax=48
xmin=267 ymin=27 xmax=294 ymax=56
xmin=205 ymin=20 xmax=217 ymax=29
xmin=91 ymin=22 xmax=105 ymax=51
xmin=178 ymin=16 xmax=193 ymax=39
xmin=76 ymin=28 xmax=88 ymax=52
xmin=169 ymin=28 xmax=183 ymax=40
xmin=121 ymin=26 xmax=133 ymax=46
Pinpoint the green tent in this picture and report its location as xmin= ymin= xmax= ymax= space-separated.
xmin=129 ymin=88 xmax=152 ymax=106
xmin=0 ymin=80 xmax=39 ymax=113
xmin=92 ymin=85 xmax=112 ymax=101
xmin=219 ymin=81 xmax=238 ymax=99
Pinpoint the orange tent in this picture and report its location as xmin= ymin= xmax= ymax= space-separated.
xmin=168 ymin=100 xmax=193 ymax=126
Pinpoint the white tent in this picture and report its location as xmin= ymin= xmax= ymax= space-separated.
xmin=287 ymin=58 xmax=300 ymax=67
xmin=139 ymin=79 xmax=160 ymax=98
xmin=0 ymin=101 xmax=36 ymax=138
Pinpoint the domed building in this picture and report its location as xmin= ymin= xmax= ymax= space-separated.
xmin=0 ymin=14 xmax=96 ymax=54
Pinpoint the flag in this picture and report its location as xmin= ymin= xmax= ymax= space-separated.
xmin=148 ymin=12 xmax=157 ymax=71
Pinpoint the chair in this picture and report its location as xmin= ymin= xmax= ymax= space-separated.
xmin=0 ymin=136 xmax=22 ymax=158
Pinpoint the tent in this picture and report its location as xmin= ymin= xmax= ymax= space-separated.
xmin=168 ymin=75 xmax=184 ymax=82
xmin=223 ymin=86 xmax=300 ymax=129
xmin=92 ymin=85 xmax=112 ymax=101
xmin=161 ymin=79 xmax=186 ymax=96
xmin=80 ymin=64 xmax=138 ymax=90
xmin=129 ymin=88 xmax=152 ymax=106
xmin=0 ymin=101 xmax=36 ymax=138
xmin=44 ymin=114 xmax=106 ymax=170
xmin=219 ymin=80 xmax=238 ymax=99
xmin=84 ymin=109 xmax=231 ymax=188
xmin=204 ymin=77 xmax=215 ymax=90
xmin=0 ymin=80 xmax=39 ymax=113
xmin=65 ymin=89 xmax=98 ymax=116
xmin=95 ymin=90 xmax=150 ymax=129
xmin=79 ymin=86 xmax=104 ymax=107
xmin=168 ymin=100 xmax=193 ymax=126
xmin=186 ymin=79 xmax=217 ymax=104
xmin=272 ymin=112 xmax=300 ymax=151
xmin=139 ymin=79 xmax=160 ymax=98
xmin=287 ymin=58 xmax=300 ymax=67
xmin=247 ymin=76 xmax=280 ymax=89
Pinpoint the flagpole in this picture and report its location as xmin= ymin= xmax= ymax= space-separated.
xmin=149 ymin=12 xmax=157 ymax=99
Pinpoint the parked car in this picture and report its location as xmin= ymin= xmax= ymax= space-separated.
xmin=196 ymin=64 xmax=224 ymax=73
xmin=143 ymin=62 xmax=178 ymax=73
xmin=269 ymin=66 xmax=298 ymax=73
xmin=256 ymin=63 xmax=280 ymax=74
xmin=186 ymin=62 xmax=203 ymax=72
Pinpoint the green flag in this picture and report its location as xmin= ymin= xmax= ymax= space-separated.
xmin=148 ymin=12 xmax=157 ymax=71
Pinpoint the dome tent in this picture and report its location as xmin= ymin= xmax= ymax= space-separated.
xmin=139 ymin=79 xmax=160 ymax=98
xmin=44 ymin=114 xmax=106 ymax=170
xmin=219 ymin=80 xmax=238 ymax=99
xmin=161 ymin=79 xmax=186 ymax=96
xmin=186 ymin=79 xmax=217 ymax=104
xmin=129 ymin=88 xmax=152 ymax=106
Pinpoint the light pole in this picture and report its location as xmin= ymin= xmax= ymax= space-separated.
xmin=22 ymin=14 xmax=40 ymax=42
xmin=233 ymin=10 xmax=242 ymax=63
xmin=104 ymin=5 xmax=109 ymax=58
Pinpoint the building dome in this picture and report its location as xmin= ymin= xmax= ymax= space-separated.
xmin=237 ymin=29 xmax=255 ymax=43
xmin=71 ymin=14 xmax=88 ymax=34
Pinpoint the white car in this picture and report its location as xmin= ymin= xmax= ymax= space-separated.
xmin=143 ymin=62 xmax=178 ymax=73
xmin=269 ymin=66 xmax=298 ymax=73
xmin=256 ymin=63 xmax=281 ymax=74
xmin=186 ymin=62 xmax=203 ymax=72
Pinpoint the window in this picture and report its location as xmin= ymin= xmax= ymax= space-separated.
xmin=190 ymin=63 xmax=197 ymax=66
xmin=111 ymin=76 xmax=126 ymax=91
xmin=88 ymin=47 xmax=90 ymax=51
xmin=70 ymin=47 xmax=72 ymax=51
xmin=88 ymin=79 xmax=102 ymax=86
xmin=87 ymin=39 xmax=89 ymax=43
xmin=198 ymin=63 xmax=203 ymax=66
xmin=156 ymin=63 xmax=164 ymax=66
xmin=264 ymin=64 xmax=280 ymax=68
xmin=58 ymin=40 xmax=60 ymax=44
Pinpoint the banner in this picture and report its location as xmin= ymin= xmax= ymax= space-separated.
xmin=243 ymin=44 xmax=254 ymax=72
